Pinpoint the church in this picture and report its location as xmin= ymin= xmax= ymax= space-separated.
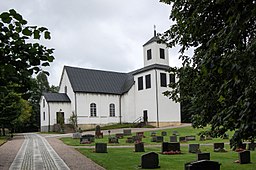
xmin=40 ymin=31 xmax=181 ymax=132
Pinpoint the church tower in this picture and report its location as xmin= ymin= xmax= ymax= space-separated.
xmin=143 ymin=28 xmax=169 ymax=67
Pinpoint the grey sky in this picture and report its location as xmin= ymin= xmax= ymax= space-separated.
xmin=1 ymin=0 xmax=183 ymax=86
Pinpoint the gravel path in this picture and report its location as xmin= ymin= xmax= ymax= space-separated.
xmin=0 ymin=134 xmax=24 ymax=170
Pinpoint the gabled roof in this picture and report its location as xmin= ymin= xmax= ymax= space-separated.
xmin=143 ymin=35 xmax=160 ymax=47
xmin=43 ymin=93 xmax=71 ymax=102
xmin=64 ymin=66 xmax=134 ymax=95
xmin=130 ymin=64 xmax=170 ymax=75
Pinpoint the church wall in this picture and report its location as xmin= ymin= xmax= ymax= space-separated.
xmin=76 ymin=93 xmax=120 ymax=127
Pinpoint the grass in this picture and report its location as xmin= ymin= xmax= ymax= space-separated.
xmin=0 ymin=136 xmax=8 ymax=145
xmin=60 ymin=126 xmax=234 ymax=146
xmin=77 ymin=146 xmax=256 ymax=170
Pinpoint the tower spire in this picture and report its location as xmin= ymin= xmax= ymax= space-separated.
xmin=154 ymin=25 xmax=156 ymax=37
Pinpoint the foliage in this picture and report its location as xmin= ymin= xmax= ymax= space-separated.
xmin=69 ymin=112 xmax=78 ymax=131
xmin=160 ymin=0 xmax=256 ymax=148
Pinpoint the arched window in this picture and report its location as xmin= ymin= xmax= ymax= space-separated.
xmin=90 ymin=103 xmax=97 ymax=117
xmin=109 ymin=103 xmax=115 ymax=117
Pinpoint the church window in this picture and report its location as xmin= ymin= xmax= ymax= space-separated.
xmin=138 ymin=76 xmax=143 ymax=90
xmin=109 ymin=103 xmax=115 ymax=117
xmin=160 ymin=48 xmax=165 ymax=59
xmin=43 ymin=99 xmax=45 ymax=107
xmin=90 ymin=103 xmax=97 ymax=117
xmin=145 ymin=74 xmax=151 ymax=89
xmin=160 ymin=73 xmax=167 ymax=87
xmin=65 ymin=86 xmax=67 ymax=93
xmin=170 ymin=74 xmax=175 ymax=83
xmin=43 ymin=112 xmax=45 ymax=121
xmin=147 ymin=49 xmax=152 ymax=60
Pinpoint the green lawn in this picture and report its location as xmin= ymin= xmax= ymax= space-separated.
xmin=77 ymin=146 xmax=256 ymax=170
xmin=0 ymin=136 xmax=7 ymax=145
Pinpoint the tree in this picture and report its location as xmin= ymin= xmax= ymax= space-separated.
xmin=0 ymin=9 xmax=54 ymax=131
xmin=160 ymin=0 xmax=256 ymax=148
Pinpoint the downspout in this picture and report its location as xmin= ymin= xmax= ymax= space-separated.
xmin=155 ymin=69 xmax=159 ymax=127
xmin=119 ymin=95 xmax=122 ymax=124
xmin=75 ymin=92 xmax=77 ymax=125
xmin=48 ymin=103 xmax=51 ymax=132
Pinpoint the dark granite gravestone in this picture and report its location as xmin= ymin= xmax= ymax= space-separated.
xmin=173 ymin=131 xmax=179 ymax=136
xmin=108 ymin=137 xmax=119 ymax=144
xmin=161 ymin=131 xmax=167 ymax=136
xmin=72 ymin=132 xmax=82 ymax=139
xmin=80 ymin=134 xmax=95 ymax=144
xmin=150 ymin=131 xmax=157 ymax=137
xmin=199 ymin=135 xmax=205 ymax=141
xmin=186 ymin=135 xmax=196 ymax=141
xmin=214 ymin=143 xmax=225 ymax=152
xmin=170 ymin=135 xmax=178 ymax=142
xmin=197 ymin=152 xmax=210 ymax=161
xmin=133 ymin=135 xmax=142 ymax=143
xmin=179 ymin=136 xmax=187 ymax=142
xmin=151 ymin=136 xmax=157 ymax=142
xmin=126 ymin=137 xmax=135 ymax=143
xmin=95 ymin=143 xmax=107 ymax=153
xmin=189 ymin=144 xmax=201 ymax=153
xmin=95 ymin=125 xmax=103 ymax=138
xmin=135 ymin=142 xmax=145 ymax=152
xmin=115 ymin=133 xmax=124 ymax=139
xmin=140 ymin=152 xmax=160 ymax=169
xmin=162 ymin=142 xmax=181 ymax=153
xmin=185 ymin=160 xmax=220 ymax=170
xmin=248 ymin=142 xmax=255 ymax=151
xmin=239 ymin=150 xmax=251 ymax=164
xmin=156 ymin=136 xmax=164 ymax=143
xmin=123 ymin=129 xmax=132 ymax=136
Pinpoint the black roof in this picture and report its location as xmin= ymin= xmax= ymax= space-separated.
xmin=43 ymin=93 xmax=71 ymax=102
xmin=143 ymin=35 xmax=160 ymax=47
xmin=64 ymin=64 xmax=170 ymax=95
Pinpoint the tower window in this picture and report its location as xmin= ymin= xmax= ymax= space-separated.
xmin=138 ymin=76 xmax=143 ymax=90
xmin=43 ymin=112 xmax=45 ymax=121
xmin=160 ymin=48 xmax=165 ymax=59
xmin=90 ymin=103 xmax=97 ymax=117
xmin=160 ymin=73 xmax=167 ymax=87
xmin=109 ymin=103 xmax=115 ymax=117
xmin=65 ymin=86 xmax=67 ymax=93
xmin=145 ymin=74 xmax=151 ymax=89
xmin=170 ymin=74 xmax=175 ymax=83
xmin=147 ymin=49 xmax=152 ymax=60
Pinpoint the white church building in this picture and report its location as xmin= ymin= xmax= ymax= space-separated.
xmin=40 ymin=31 xmax=181 ymax=132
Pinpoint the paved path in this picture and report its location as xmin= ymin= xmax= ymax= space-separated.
xmin=9 ymin=133 xmax=70 ymax=170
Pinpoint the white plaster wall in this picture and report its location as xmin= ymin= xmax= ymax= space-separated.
xmin=40 ymin=96 xmax=49 ymax=127
xmin=76 ymin=93 xmax=120 ymax=125
xmin=143 ymin=42 xmax=169 ymax=67
xmin=47 ymin=102 xmax=72 ymax=125
xmin=59 ymin=69 xmax=75 ymax=114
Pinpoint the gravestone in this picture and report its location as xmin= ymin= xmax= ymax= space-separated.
xmin=239 ymin=143 xmax=247 ymax=150
xmin=162 ymin=142 xmax=181 ymax=153
xmin=136 ymin=132 xmax=144 ymax=138
xmin=197 ymin=152 xmax=210 ymax=161
xmin=150 ymin=131 xmax=157 ymax=137
xmin=72 ymin=132 xmax=82 ymax=139
xmin=126 ymin=137 xmax=135 ymax=143
xmin=123 ymin=129 xmax=132 ymax=136
xmin=115 ymin=133 xmax=124 ymax=139
xmin=108 ymin=137 xmax=119 ymax=144
xmin=214 ymin=143 xmax=225 ymax=152
xmin=199 ymin=135 xmax=205 ymax=141
xmin=189 ymin=144 xmax=201 ymax=153
xmin=95 ymin=125 xmax=103 ymax=138
xmin=156 ymin=136 xmax=163 ymax=143
xmin=186 ymin=135 xmax=196 ymax=141
xmin=239 ymin=150 xmax=251 ymax=164
xmin=172 ymin=131 xmax=179 ymax=136
xmin=140 ymin=152 xmax=160 ymax=169
xmin=95 ymin=143 xmax=107 ymax=153
xmin=170 ymin=136 xmax=178 ymax=142
xmin=135 ymin=142 xmax=145 ymax=152
xmin=151 ymin=136 xmax=157 ymax=142
xmin=80 ymin=134 xmax=95 ymax=144
xmin=185 ymin=160 xmax=221 ymax=170
xmin=179 ymin=136 xmax=187 ymax=142
xmin=161 ymin=131 xmax=167 ymax=136
xmin=133 ymin=135 xmax=142 ymax=143
xmin=248 ymin=142 xmax=255 ymax=151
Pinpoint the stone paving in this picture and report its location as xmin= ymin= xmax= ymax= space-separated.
xmin=9 ymin=133 xmax=70 ymax=170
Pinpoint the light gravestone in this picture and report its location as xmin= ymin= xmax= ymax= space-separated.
xmin=239 ymin=150 xmax=251 ymax=164
xmin=197 ymin=153 xmax=210 ymax=161
xmin=185 ymin=160 xmax=221 ymax=170
xmin=140 ymin=152 xmax=160 ymax=169
xmin=170 ymin=136 xmax=178 ymax=142
xmin=95 ymin=143 xmax=107 ymax=153
xmin=189 ymin=144 xmax=201 ymax=153
xmin=72 ymin=132 xmax=82 ymax=139
xmin=123 ymin=129 xmax=132 ymax=136
xmin=135 ymin=142 xmax=145 ymax=152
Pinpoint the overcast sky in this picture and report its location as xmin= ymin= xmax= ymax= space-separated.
xmin=1 ymin=0 xmax=183 ymax=86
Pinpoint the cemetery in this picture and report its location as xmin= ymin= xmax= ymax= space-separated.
xmin=60 ymin=126 xmax=256 ymax=170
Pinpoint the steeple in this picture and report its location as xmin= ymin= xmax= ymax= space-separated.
xmin=142 ymin=26 xmax=169 ymax=67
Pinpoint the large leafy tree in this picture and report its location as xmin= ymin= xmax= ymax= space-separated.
xmin=0 ymin=9 xmax=54 ymax=131
xmin=160 ymin=1 xmax=256 ymax=148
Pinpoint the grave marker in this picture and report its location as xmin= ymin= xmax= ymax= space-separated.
xmin=186 ymin=135 xmax=196 ymax=141
xmin=95 ymin=143 xmax=107 ymax=153
xmin=108 ymin=137 xmax=119 ymax=144
xmin=170 ymin=135 xmax=178 ymax=142
xmin=126 ymin=137 xmax=134 ymax=143
xmin=239 ymin=150 xmax=251 ymax=164
xmin=72 ymin=132 xmax=82 ymax=139
xmin=115 ymin=133 xmax=124 ymax=139
xmin=161 ymin=131 xmax=167 ymax=136
xmin=150 ymin=131 xmax=157 ymax=137
xmin=214 ymin=143 xmax=226 ymax=152
xmin=135 ymin=142 xmax=145 ymax=152
xmin=185 ymin=160 xmax=221 ymax=170
xmin=197 ymin=153 xmax=210 ymax=161
xmin=80 ymin=134 xmax=95 ymax=144
xmin=179 ymin=136 xmax=187 ymax=142
xmin=140 ymin=152 xmax=160 ymax=169
xmin=189 ymin=144 xmax=201 ymax=153
xmin=123 ymin=129 xmax=132 ymax=136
